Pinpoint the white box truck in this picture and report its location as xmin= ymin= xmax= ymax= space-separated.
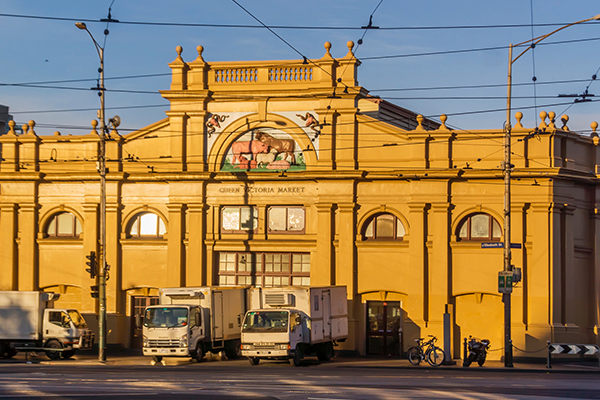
xmin=141 ymin=287 xmax=246 ymax=363
xmin=241 ymin=286 xmax=348 ymax=366
xmin=0 ymin=291 xmax=94 ymax=360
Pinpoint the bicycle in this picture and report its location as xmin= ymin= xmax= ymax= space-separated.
xmin=407 ymin=335 xmax=446 ymax=367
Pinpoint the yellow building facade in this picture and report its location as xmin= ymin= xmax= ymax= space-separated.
xmin=1 ymin=41 xmax=599 ymax=359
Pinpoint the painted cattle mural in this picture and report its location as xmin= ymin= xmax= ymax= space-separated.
xmin=221 ymin=130 xmax=306 ymax=172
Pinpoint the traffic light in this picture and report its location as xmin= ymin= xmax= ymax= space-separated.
xmin=86 ymin=251 xmax=97 ymax=279
xmin=90 ymin=285 xmax=99 ymax=298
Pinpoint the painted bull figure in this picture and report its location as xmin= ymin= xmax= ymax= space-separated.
xmin=255 ymin=131 xmax=296 ymax=164
xmin=231 ymin=140 xmax=269 ymax=165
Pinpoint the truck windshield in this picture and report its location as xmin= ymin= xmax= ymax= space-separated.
xmin=242 ymin=311 xmax=288 ymax=333
xmin=145 ymin=307 xmax=188 ymax=328
xmin=67 ymin=310 xmax=88 ymax=329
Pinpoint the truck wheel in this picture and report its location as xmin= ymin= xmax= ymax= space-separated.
xmin=224 ymin=340 xmax=242 ymax=359
xmin=292 ymin=346 xmax=303 ymax=367
xmin=248 ymin=357 xmax=260 ymax=365
xmin=192 ymin=344 xmax=204 ymax=362
xmin=44 ymin=340 xmax=62 ymax=360
xmin=152 ymin=355 xmax=163 ymax=363
xmin=61 ymin=350 xmax=75 ymax=359
xmin=4 ymin=348 xmax=17 ymax=359
xmin=317 ymin=342 xmax=334 ymax=361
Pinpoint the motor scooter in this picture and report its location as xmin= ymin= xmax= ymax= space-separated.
xmin=463 ymin=336 xmax=491 ymax=367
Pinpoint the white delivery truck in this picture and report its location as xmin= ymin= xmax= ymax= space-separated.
xmin=241 ymin=286 xmax=348 ymax=366
xmin=0 ymin=291 xmax=94 ymax=360
xmin=141 ymin=287 xmax=246 ymax=363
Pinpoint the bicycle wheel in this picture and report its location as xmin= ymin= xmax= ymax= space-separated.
xmin=427 ymin=346 xmax=445 ymax=367
xmin=407 ymin=347 xmax=422 ymax=365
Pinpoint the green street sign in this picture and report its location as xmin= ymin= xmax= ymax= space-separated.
xmin=498 ymin=271 xmax=513 ymax=294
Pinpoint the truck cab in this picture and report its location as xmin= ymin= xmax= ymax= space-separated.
xmin=141 ymin=287 xmax=246 ymax=363
xmin=142 ymin=305 xmax=204 ymax=361
xmin=241 ymin=308 xmax=310 ymax=365
xmin=42 ymin=308 xmax=94 ymax=359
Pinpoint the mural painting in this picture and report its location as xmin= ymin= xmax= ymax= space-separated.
xmin=221 ymin=129 xmax=306 ymax=172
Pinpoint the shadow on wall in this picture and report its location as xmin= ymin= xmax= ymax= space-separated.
xmin=402 ymin=315 xmax=421 ymax=356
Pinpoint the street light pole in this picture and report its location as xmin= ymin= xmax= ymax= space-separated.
xmin=504 ymin=13 xmax=600 ymax=368
xmin=76 ymin=22 xmax=107 ymax=363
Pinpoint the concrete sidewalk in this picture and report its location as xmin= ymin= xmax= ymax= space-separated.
xmin=9 ymin=350 xmax=597 ymax=373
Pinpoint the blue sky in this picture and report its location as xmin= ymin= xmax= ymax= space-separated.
xmin=1 ymin=0 xmax=600 ymax=135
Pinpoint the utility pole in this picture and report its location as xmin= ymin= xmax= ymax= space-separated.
xmin=503 ymin=13 xmax=600 ymax=368
xmin=76 ymin=22 xmax=107 ymax=363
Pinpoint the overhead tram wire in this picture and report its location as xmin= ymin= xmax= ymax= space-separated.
xmin=1 ymin=12 xmax=599 ymax=31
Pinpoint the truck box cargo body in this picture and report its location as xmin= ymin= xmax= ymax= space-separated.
xmin=241 ymin=286 xmax=348 ymax=366
xmin=142 ymin=287 xmax=246 ymax=363
xmin=0 ymin=291 xmax=94 ymax=360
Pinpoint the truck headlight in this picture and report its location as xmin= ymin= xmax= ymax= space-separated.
xmin=179 ymin=334 xmax=188 ymax=347
xmin=142 ymin=335 xmax=148 ymax=347
xmin=279 ymin=344 xmax=290 ymax=350
xmin=241 ymin=344 xmax=254 ymax=350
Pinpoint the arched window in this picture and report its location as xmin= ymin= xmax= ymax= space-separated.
xmin=363 ymin=213 xmax=405 ymax=240
xmin=46 ymin=212 xmax=82 ymax=238
xmin=128 ymin=212 xmax=166 ymax=238
xmin=457 ymin=213 xmax=501 ymax=241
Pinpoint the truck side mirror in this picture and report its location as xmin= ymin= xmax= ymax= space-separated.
xmin=195 ymin=312 xmax=201 ymax=327
xmin=135 ymin=314 xmax=141 ymax=329
xmin=237 ymin=315 xmax=241 ymax=327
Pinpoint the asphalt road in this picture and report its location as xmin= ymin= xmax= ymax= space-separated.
xmin=0 ymin=355 xmax=599 ymax=399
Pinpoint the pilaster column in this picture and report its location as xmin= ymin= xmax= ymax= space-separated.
xmin=82 ymin=203 xmax=99 ymax=313
xmin=0 ymin=203 xmax=18 ymax=290
xmin=105 ymin=201 xmax=121 ymax=313
xmin=187 ymin=112 xmax=207 ymax=172
xmin=335 ymin=109 xmax=357 ymax=170
xmin=17 ymin=203 xmax=38 ymax=291
xmin=165 ymin=112 xmax=187 ymax=171
xmin=313 ymin=202 xmax=334 ymax=285
xmin=167 ymin=203 xmax=185 ymax=287
xmin=429 ymin=202 xmax=450 ymax=327
xmin=186 ymin=203 xmax=206 ymax=286
xmin=407 ymin=202 xmax=427 ymax=326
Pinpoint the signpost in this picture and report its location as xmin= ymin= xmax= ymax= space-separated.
xmin=498 ymin=271 xmax=513 ymax=294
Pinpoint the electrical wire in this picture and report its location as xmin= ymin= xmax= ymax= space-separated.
xmin=0 ymin=12 xmax=597 ymax=31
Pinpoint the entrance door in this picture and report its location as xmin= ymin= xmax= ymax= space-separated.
xmin=367 ymin=301 xmax=402 ymax=356
xmin=131 ymin=296 xmax=159 ymax=349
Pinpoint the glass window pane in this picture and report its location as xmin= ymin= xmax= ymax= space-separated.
xmin=240 ymin=207 xmax=257 ymax=230
xmin=288 ymin=208 xmax=305 ymax=231
xmin=219 ymin=275 xmax=227 ymax=285
xmin=301 ymin=277 xmax=310 ymax=286
xmin=265 ymin=276 xmax=273 ymax=287
xmin=292 ymin=277 xmax=302 ymax=285
xmin=256 ymin=276 xmax=262 ymax=286
xmin=140 ymin=213 xmax=158 ymax=235
xmin=365 ymin=220 xmax=374 ymax=238
xmin=396 ymin=218 xmax=405 ymax=237
xmin=227 ymin=276 xmax=235 ymax=286
xmin=239 ymin=254 xmax=249 ymax=272
xmin=302 ymin=254 xmax=310 ymax=264
xmin=471 ymin=214 xmax=490 ymax=238
xmin=256 ymin=253 xmax=263 ymax=272
xmin=282 ymin=277 xmax=289 ymax=286
xmin=268 ymin=208 xmax=287 ymax=231
xmin=376 ymin=215 xmax=394 ymax=238
xmin=492 ymin=219 xmax=501 ymax=238
xmin=47 ymin=218 xmax=56 ymax=236
xmin=273 ymin=276 xmax=281 ymax=286
xmin=158 ymin=218 xmax=166 ymax=236
xmin=222 ymin=207 xmax=240 ymax=230
xmin=75 ymin=217 xmax=82 ymax=236
xmin=459 ymin=221 xmax=467 ymax=238
xmin=57 ymin=213 xmax=73 ymax=236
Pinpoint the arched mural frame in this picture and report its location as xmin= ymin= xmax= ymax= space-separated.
xmin=207 ymin=112 xmax=317 ymax=173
